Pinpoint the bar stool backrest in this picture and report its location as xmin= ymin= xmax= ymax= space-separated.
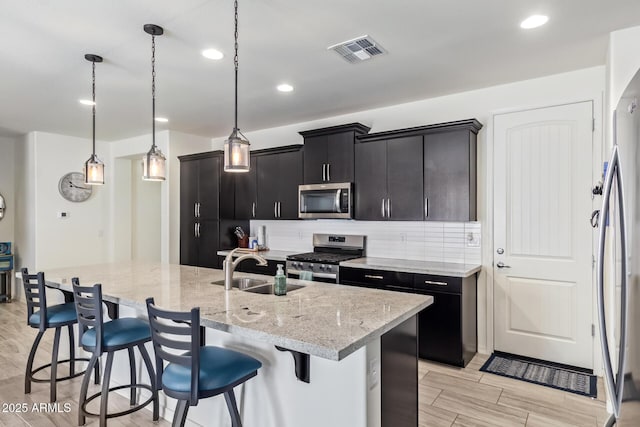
xmin=21 ymin=268 xmax=48 ymax=331
xmin=71 ymin=279 xmax=104 ymax=355
xmin=145 ymin=297 xmax=200 ymax=405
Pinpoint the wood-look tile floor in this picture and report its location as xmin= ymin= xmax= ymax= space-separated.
xmin=418 ymin=354 xmax=609 ymax=427
xmin=0 ymin=300 xmax=609 ymax=426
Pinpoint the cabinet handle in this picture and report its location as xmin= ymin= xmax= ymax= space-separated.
xmin=252 ymin=202 xmax=256 ymax=218
xmin=424 ymin=280 xmax=447 ymax=286
xmin=322 ymin=164 xmax=326 ymax=182
xmin=198 ymin=223 xmax=201 ymax=237
xmin=386 ymin=198 xmax=391 ymax=218
xmin=274 ymin=202 xmax=278 ymax=218
xmin=197 ymin=202 xmax=201 ymax=218
xmin=194 ymin=202 xmax=198 ymax=218
xmin=425 ymin=197 xmax=429 ymax=218
xmin=381 ymin=199 xmax=386 ymax=218
xmin=327 ymin=163 xmax=330 ymax=182
xmin=194 ymin=223 xmax=198 ymax=238
xmin=278 ymin=202 xmax=281 ymax=218
xmin=364 ymin=274 xmax=384 ymax=280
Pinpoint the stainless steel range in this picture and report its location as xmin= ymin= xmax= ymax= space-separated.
xmin=286 ymin=234 xmax=365 ymax=283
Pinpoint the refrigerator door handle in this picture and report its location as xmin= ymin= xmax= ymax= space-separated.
xmin=597 ymin=140 xmax=630 ymax=420
xmin=613 ymin=144 xmax=629 ymax=420
xmin=597 ymin=143 xmax=620 ymax=418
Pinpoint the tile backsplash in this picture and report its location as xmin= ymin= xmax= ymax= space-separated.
xmin=248 ymin=220 xmax=481 ymax=264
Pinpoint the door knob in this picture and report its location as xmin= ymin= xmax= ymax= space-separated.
xmin=497 ymin=248 xmax=504 ymax=254
xmin=496 ymin=261 xmax=511 ymax=269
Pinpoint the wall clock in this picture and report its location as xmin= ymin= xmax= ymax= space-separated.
xmin=58 ymin=172 xmax=92 ymax=202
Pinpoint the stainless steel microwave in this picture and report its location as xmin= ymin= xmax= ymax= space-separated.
xmin=298 ymin=182 xmax=353 ymax=219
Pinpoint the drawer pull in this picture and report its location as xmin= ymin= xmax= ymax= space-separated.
xmin=364 ymin=274 xmax=384 ymax=280
xmin=424 ymin=280 xmax=447 ymax=286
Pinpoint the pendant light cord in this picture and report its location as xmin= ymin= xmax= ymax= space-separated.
xmin=151 ymin=33 xmax=156 ymax=149
xmin=91 ymin=60 xmax=96 ymax=156
xmin=234 ymin=0 xmax=239 ymax=132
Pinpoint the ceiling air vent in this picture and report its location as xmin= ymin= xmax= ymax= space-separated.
xmin=328 ymin=35 xmax=386 ymax=64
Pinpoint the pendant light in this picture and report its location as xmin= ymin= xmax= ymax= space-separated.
xmin=142 ymin=24 xmax=166 ymax=181
xmin=83 ymin=54 xmax=105 ymax=185
xmin=224 ymin=0 xmax=250 ymax=172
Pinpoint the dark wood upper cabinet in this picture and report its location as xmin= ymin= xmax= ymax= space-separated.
xmin=355 ymin=140 xmax=387 ymax=220
xmin=250 ymin=145 xmax=303 ymax=220
xmin=386 ymin=136 xmax=424 ymax=220
xmin=300 ymin=123 xmax=370 ymax=184
xmin=354 ymin=136 xmax=423 ymax=220
xmin=356 ymin=119 xmax=482 ymax=222
xmin=234 ymin=157 xmax=257 ymax=220
xmin=424 ymin=129 xmax=477 ymax=221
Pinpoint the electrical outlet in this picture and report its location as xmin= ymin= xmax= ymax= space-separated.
xmin=466 ymin=232 xmax=480 ymax=247
xmin=57 ymin=212 xmax=69 ymax=219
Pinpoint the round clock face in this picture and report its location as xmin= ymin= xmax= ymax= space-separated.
xmin=58 ymin=172 xmax=92 ymax=202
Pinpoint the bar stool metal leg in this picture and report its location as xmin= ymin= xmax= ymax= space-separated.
xmin=78 ymin=353 xmax=99 ymax=426
xmin=127 ymin=347 xmax=136 ymax=406
xmin=50 ymin=327 xmax=62 ymax=402
xmin=173 ymin=400 xmax=189 ymax=427
xmin=99 ymin=352 xmax=115 ymax=427
xmin=68 ymin=324 xmax=76 ymax=376
xmin=25 ymin=330 xmax=45 ymax=394
xmin=224 ymin=389 xmax=242 ymax=427
xmin=138 ymin=343 xmax=159 ymax=421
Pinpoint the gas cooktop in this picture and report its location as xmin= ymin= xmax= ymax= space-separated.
xmin=286 ymin=252 xmax=361 ymax=264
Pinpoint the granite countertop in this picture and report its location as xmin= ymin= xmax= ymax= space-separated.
xmin=340 ymin=257 xmax=481 ymax=277
xmin=42 ymin=261 xmax=432 ymax=361
xmin=217 ymin=249 xmax=301 ymax=262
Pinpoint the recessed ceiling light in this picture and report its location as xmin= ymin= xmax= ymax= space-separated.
xmin=202 ymin=49 xmax=224 ymax=60
xmin=277 ymin=83 xmax=294 ymax=93
xmin=520 ymin=15 xmax=549 ymax=29
xmin=79 ymin=99 xmax=95 ymax=106
xmin=155 ymin=117 xmax=169 ymax=123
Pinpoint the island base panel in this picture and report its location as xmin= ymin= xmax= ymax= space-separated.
xmin=381 ymin=314 xmax=418 ymax=427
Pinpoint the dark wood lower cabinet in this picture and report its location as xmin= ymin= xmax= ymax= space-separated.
xmin=340 ymin=266 xmax=477 ymax=367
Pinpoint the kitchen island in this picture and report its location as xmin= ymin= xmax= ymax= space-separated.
xmin=42 ymin=261 xmax=432 ymax=427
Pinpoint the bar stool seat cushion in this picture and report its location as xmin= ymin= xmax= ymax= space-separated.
xmin=29 ymin=302 xmax=77 ymax=327
xmin=163 ymin=346 xmax=262 ymax=394
xmin=81 ymin=318 xmax=151 ymax=349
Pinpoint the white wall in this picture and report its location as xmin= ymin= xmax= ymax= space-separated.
xmin=0 ymin=137 xmax=16 ymax=245
xmin=131 ymin=160 xmax=161 ymax=262
xmin=31 ymin=132 xmax=108 ymax=270
xmin=212 ymin=66 xmax=605 ymax=355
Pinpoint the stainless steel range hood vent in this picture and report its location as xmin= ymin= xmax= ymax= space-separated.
xmin=327 ymin=35 xmax=386 ymax=63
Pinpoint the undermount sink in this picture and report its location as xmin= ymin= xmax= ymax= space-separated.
xmin=211 ymin=278 xmax=305 ymax=294
xmin=243 ymin=283 xmax=306 ymax=294
xmin=211 ymin=277 xmax=268 ymax=290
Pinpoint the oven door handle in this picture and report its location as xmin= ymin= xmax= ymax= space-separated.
xmin=287 ymin=269 xmax=336 ymax=279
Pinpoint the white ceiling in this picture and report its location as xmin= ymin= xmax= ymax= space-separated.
xmin=1 ymin=0 xmax=640 ymax=141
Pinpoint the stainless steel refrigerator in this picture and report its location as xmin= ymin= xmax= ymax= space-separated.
xmin=597 ymin=69 xmax=640 ymax=426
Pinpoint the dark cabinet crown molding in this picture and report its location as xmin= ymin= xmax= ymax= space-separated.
xmin=178 ymin=150 xmax=223 ymax=162
xmin=299 ymin=123 xmax=371 ymax=138
xmin=356 ymin=119 xmax=482 ymax=143
xmin=250 ymin=144 xmax=303 ymax=156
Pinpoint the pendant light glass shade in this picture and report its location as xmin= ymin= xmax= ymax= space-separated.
xmin=142 ymin=145 xmax=166 ymax=181
xmin=224 ymin=129 xmax=250 ymax=172
xmin=142 ymin=24 xmax=166 ymax=181
xmin=84 ymin=154 xmax=105 ymax=185
xmin=224 ymin=0 xmax=251 ymax=173
xmin=83 ymin=54 xmax=104 ymax=185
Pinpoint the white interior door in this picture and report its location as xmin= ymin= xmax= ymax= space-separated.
xmin=493 ymin=102 xmax=594 ymax=369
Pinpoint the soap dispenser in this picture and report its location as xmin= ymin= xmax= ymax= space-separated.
xmin=274 ymin=264 xmax=287 ymax=296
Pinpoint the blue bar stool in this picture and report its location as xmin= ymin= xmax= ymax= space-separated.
xmin=72 ymin=279 xmax=159 ymax=426
xmin=146 ymin=297 xmax=262 ymax=427
xmin=22 ymin=268 xmax=96 ymax=402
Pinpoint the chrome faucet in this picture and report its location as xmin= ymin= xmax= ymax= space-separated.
xmin=223 ymin=248 xmax=268 ymax=290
